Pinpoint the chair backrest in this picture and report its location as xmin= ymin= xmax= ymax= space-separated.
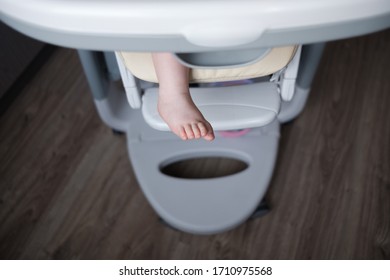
xmin=117 ymin=46 xmax=298 ymax=84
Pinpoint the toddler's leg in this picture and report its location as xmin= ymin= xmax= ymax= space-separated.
xmin=152 ymin=53 xmax=214 ymax=141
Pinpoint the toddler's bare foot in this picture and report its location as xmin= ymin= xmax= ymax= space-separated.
xmin=157 ymin=88 xmax=215 ymax=141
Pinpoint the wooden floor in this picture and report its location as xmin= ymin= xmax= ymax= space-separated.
xmin=0 ymin=30 xmax=389 ymax=260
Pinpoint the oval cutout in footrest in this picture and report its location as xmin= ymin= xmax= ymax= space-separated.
xmin=160 ymin=156 xmax=248 ymax=179
xmin=142 ymin=82 xmax=280 ymax=131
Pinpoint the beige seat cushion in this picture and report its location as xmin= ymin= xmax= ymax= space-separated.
xmin=118 ymin=46 xmax=297 ymax=83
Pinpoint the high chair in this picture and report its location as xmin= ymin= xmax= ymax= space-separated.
xmin=1 ymin=0 xmax=389 ymax=234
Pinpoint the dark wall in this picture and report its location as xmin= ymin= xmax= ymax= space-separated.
xmin=0 ymin=22 xmax=45 ymax=99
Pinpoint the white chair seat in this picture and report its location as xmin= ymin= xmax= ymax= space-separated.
xmin=142 ymin=82 xmax=280 ymax=131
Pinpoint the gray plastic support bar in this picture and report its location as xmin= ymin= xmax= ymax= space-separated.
xmin=103 ymin=51 xmax=121 ymax=81
xmin=77 ymin=50 xmax=109 ymax=100
xmin=278 ymin=43 xmax=325 ymax=123
xmin=297 ymin=43 xmax=326 ymax=89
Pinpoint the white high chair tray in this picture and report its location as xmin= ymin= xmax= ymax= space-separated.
xmin=1 ymin=0 xmax=389 ymax=51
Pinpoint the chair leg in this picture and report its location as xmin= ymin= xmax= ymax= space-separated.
xmin=250 ymin=200 xmax=271 ymax=219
